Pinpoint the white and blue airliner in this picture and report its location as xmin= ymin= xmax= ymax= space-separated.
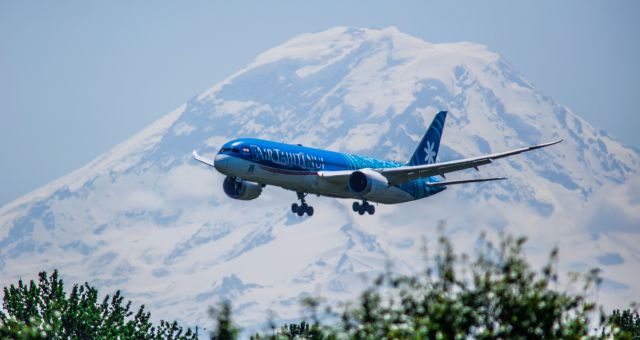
xmin=193 ymin=111 xmax=561 ymax=217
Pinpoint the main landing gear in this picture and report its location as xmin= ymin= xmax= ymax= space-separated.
xmin=352 ymin=201 xmax=375 ymax=215
xmin=291 ymin=192 xmax=314 ymax=217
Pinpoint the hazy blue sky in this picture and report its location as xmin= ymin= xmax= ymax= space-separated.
xmin=1 ymin=1 xmax=638 ymax=206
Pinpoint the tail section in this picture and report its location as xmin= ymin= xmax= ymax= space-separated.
xmin=408 ymin=111 xmax=447 ymax=166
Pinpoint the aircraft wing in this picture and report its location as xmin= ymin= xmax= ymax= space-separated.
xmin=378 ymin=139 xmax=562 ymax=185
xmin=317 ymin=139 xmax=562 ymax=186
xmin=426 ymin=177 xmax=507 ymax=186
xmin=317 ymin=170 xmax=354 ymax=184
xmin=193 ymin=150 xmax=215 ymax=167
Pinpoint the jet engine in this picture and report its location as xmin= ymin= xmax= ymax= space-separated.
xmin=223 ymin=176 xmax=263 ymax=200
xmin=347 ymin=168 xmax=389 ymax=199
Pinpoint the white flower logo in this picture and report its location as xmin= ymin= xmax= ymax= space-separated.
xmin=424 ymin=141 xmax=435 ymax=164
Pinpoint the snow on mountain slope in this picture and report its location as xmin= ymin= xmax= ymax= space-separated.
xmin=1 ymin=27 xmax=638 ymax=331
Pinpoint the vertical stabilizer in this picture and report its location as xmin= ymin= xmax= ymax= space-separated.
xmin=408 ymin=111 xmax=447 ymax=166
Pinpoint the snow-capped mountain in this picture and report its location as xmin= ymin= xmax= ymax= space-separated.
xmin=1 ymin=27 xmax=638 ymax=331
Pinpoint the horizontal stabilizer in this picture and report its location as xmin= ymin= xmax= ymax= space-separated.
xmin=193 ymin=150 xmax=215 ymax=167
xmin=426 ymin=177 xmax=506 ymax=187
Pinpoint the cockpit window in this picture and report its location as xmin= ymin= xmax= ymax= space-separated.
xmin=220 ymin=145 xmax=244 ymax=154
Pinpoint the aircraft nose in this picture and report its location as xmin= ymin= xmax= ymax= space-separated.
xmin=214 ymin=154 xmax=230 ymax=173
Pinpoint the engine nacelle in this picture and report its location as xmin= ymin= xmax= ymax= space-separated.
xmin=223 ymin=177 xmax=262 ymax=200
xmin=347 ymin=168 xmax=389 ymax=199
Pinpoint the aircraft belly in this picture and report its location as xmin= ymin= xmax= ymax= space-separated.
xmin=226 ymin=159 xmax=342 ymax=195
xmin=368 ymin=187 xmax=415 ymax=204
xmin=255 ymin=168 xmax=349 ymax=198
xmin=222 ymin=158 xmax=415 ymax=204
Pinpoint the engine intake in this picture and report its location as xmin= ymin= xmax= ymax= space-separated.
xmin=347 ymin=169 xmax=389 ymax=198
xmin=223 ymin=177 xmax=262 ymax=200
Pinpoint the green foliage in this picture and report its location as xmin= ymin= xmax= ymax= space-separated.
xmin=607 ymin=309 xmax=640 ymax=339
xmin=278 ymin=321 xmax=319 ymax=338
xmin=2 ymin=234 xmax=634 ymax=340
xmin=334 ymin=234 xmax=601 ymax=338
xmin=0 ymin=270 xmax=197 ymax=339
xmin=249 ymin=320 xmax=327 ymax=340
xmin=210 ymin=301 xmax=240 ymax=340
xmin=0 ymin=317 xmax=49 ymax=339
xmin=239 ymin=233 xmax=614 ymax=339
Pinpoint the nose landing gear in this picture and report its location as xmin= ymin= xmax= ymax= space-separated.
xmin=291 ymin=192 xmax=314 ymax=217
xmin=352 ymin=201 xmax=375 ymax=215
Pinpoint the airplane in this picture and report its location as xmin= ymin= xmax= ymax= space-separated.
xmin=193 ymin=111 xmax=562 ymax=217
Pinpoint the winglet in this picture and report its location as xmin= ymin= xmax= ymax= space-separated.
xmin=193 ymin=150 xmax=215 ymax=167
xmin=485 ymin=138 xmax=563 ymax=162
xmin=535 ymin=139 xmax=563 ymax=149
xmin=515 ymin=138 xmax=563 ymax=155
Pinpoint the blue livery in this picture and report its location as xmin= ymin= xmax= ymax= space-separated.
xmin=193 ymin=111 xmax=562 ymax=217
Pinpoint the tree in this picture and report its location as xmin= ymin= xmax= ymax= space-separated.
xmin=249 ymin=320 xmax=326 ymax=340
xmin=4 ymin=234 xmax=632 ymax=339
xmin=0 ymin=270 xmax=197 ymax=339
xmin=210 ymin=301 xmax=239 ymax=340
xmin=241 ymin=233 xmax=612 ymax=339
xmin=607 ymin=309 xmax=640 ymax=339
xmin=332 ymin=234 xmax=599 ymax=338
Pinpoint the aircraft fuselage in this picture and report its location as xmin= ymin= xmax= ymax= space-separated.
xmin=213 ymin=138 xmax=444 ymax=204
xmin=194 ymin=111 xmax=561 ymax=217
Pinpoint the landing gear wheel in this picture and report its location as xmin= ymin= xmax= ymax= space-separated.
xmin=353 ymin=200 xmax=374 ymax=215
xmin=367 ymin=204 xmax=375 ymax=215
xmin=292 ymin=192 xmax=314 ymax=217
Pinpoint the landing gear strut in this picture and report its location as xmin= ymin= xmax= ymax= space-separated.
xmin=291 ymin=192 xmax=314 ymax=217
xmin=352 ymin=200 xmax=375 ymax=215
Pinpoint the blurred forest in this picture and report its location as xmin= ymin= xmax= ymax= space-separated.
xmin=2 ymin=234 xmax=638 ymax=339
